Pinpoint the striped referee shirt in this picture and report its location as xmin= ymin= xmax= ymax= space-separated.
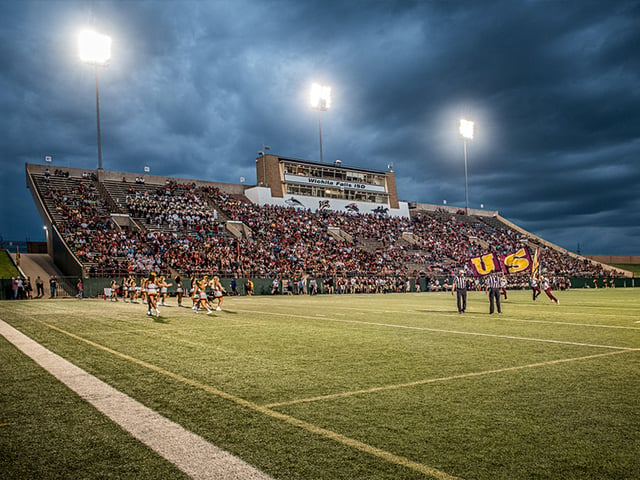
xmin=453 ymin=275 xmax=467 ymax=290
xmin=485 ymin=273 xmax=501 ymax=288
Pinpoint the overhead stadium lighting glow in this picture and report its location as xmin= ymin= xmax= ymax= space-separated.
xmin=310 ymin=83 xmax=331 ymax=110
xmin=78 ymin=29 xmax=112 ymax=65
xmin=459 ymin=118 xmax=475 ymax=215
xmin=459 ymin=118 xmax=474 ymax=140
xmin=79 ymin=29 xmax=111 ymax=170
xmin=310 ymin=83 xmax=331 ymax=163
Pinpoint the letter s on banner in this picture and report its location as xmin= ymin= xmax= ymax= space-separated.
xmin=502 ymin=248 xmax=532 ymax=274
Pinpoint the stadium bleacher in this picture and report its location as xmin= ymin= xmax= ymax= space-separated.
xmin=25 ymin=163 xmax=624 ymax=290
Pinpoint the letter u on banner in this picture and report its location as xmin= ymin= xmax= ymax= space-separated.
xmin=469 ymin=253 xmax=501 ymax=276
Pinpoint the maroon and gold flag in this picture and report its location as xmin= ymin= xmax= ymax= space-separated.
xmin=501 ymin=247 xmax=535 ymax=275
xmin=469 ymin=252 xmax=502 ymax=277
xmin=469 ymin=247 xmax=536 ymax=276
xmin=531 ymin=247 xmax=541 ymax=279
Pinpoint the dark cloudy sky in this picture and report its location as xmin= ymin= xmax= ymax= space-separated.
xmin=1 ymin=0 xmax=639 ymax=255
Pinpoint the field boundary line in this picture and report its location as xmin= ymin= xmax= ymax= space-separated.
xmin=265 ymin=348 xmax=639 ymax=408
xmin=28 ymin=320 xmax=464 ymax=480
xmin=234 ymin=308 xmax=635 ymax=350
xmin=0 ymin=319 xmax=274 ymax=480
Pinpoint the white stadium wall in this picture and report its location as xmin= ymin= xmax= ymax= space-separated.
xmin=244 ymin=186 xmax=410 ymax=218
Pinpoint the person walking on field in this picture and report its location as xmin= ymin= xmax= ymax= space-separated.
xmin=35 ymin=275 xmax=44 ymax=298
xmin=158 ymin=276 xmax=172 ymax=306
xmin=541 ymin=276 xmax=559 ymax=304
xmin=146 ymin=273 xmax=160 ymax=317
xmin=174 ymin=275 xmax=185 ymax=307
xmin=485 ymin=272 xmax=502 ymax=314
xmin=451 ymin=270 xmax=468 ymax=314
xmin=49 ymin=275 xmax=57 ymax=298
xmin=11 ymin=277 xmax=19 ymax=300
xmin=209 ymin=276 xmax=226 ymax=311
xmin=110 ymin=279 xmax=119 ymax=301
xmin=530 ymin=276 xmax=541 ymax=301
xmin=500 ymin=273 xmax=508 ymax=300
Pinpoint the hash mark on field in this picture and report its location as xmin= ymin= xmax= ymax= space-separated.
xmin=264 ymin=348 xmax=640 ymax=408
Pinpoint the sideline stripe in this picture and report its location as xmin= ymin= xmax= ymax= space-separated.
xmin=265 ymin=348 xmax=639 ymax=408
xmin=34 ymin=320 xmax=462 ymax=480
xmin=0 ymin=320 xmax=274 ymax=480
xmin=233 ymin=309 xmax=634 ymax=350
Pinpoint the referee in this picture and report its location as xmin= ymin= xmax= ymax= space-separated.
xmin=451 ymin=270 xmax=468 ymax=313
xmin=485 ymin=272 xmax=502 ymax=314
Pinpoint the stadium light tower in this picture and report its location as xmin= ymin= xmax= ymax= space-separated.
xmin=310 ymin=83 xmax=331 ymax=163
xmin=459 ymin=118 xmax=474 ymax=215
xmin=258 ymin=144 xmax=270 ymax=187
xmin=78 ymin=29 xmax=112 ymax=171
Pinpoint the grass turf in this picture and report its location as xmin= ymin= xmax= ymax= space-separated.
xmin=610 ymin=264 xmax=640 ymax=277
xmin=1 ymin=288 xmax=639 ymax=479
xmin=0 ymin=250 xmax=20 ymax=279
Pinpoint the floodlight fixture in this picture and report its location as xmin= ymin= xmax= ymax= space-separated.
xmin=459 ymin=118 xmax=474 ymax=140
xmin=78 ymin=29 xmax=112 ymax=66
xmin=310 ymin=83 xmax=331 ymax=110
xmin=310 ymin=83 xmax=331 ymax=163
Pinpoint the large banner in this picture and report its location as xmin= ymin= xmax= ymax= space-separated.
xmin=469 ymin=252 xmax=502 ymax=277
xmin=469 ymin=247 xmax=536 ymax=276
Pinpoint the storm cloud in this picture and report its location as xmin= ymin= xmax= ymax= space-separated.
xmin=1 ymin=0 xmax=638 ymax=255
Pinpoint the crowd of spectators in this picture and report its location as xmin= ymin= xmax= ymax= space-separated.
xmin=36 ymin=173 xmax=623 ymax=289
xmin=125 ymin=182 xmax=218 ymax=232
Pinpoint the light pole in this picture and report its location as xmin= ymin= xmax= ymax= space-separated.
xmin=459 ymin=118 xmax=474 ymax=215
xmin=43 ymin=226 xmax=50 ymax=256
xmin=258 ymin=144 xmax=270 ymax=187
xmin=78 ymin=29 xmax=111 ymax=170
xmin=310 ymin=83 xmax=331 ymax=163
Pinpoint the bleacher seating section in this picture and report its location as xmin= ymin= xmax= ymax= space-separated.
xmin=28 ymin=166 xmax=621 ymax=286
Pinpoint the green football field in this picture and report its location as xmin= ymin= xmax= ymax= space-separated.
xmin=1 ymin=289 xmax=639 ymax=479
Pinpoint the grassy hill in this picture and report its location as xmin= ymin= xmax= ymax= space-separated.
xmin=0 ymin=250 xmax=20 ymax=278
xmin=609 ymin=264 xmax=640 ymax=277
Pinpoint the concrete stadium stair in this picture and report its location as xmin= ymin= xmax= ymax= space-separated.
xmin=12 ymin=253 xmax=74 ymax=297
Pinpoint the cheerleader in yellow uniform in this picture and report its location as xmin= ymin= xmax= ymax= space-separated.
xmin=158 ymin=276 xmax=173 ymax=306
xmin=209 ymin=276 xmax=226 ymax=311
xmin=174 ymin=275 xmax=185 ymax=307
xmin=146 ymin=273 xmax=160 ymax=317
xmin=195 ymin=276 xmax=214 ymax=314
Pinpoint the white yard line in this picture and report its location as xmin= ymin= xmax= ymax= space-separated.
xmin=233 ymin=309 xmax=635 ymax=350
xmin=0 ymin=319 xmax=274 ymax=480
xmin=265 ymin=348 xmax=638 ymax=408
